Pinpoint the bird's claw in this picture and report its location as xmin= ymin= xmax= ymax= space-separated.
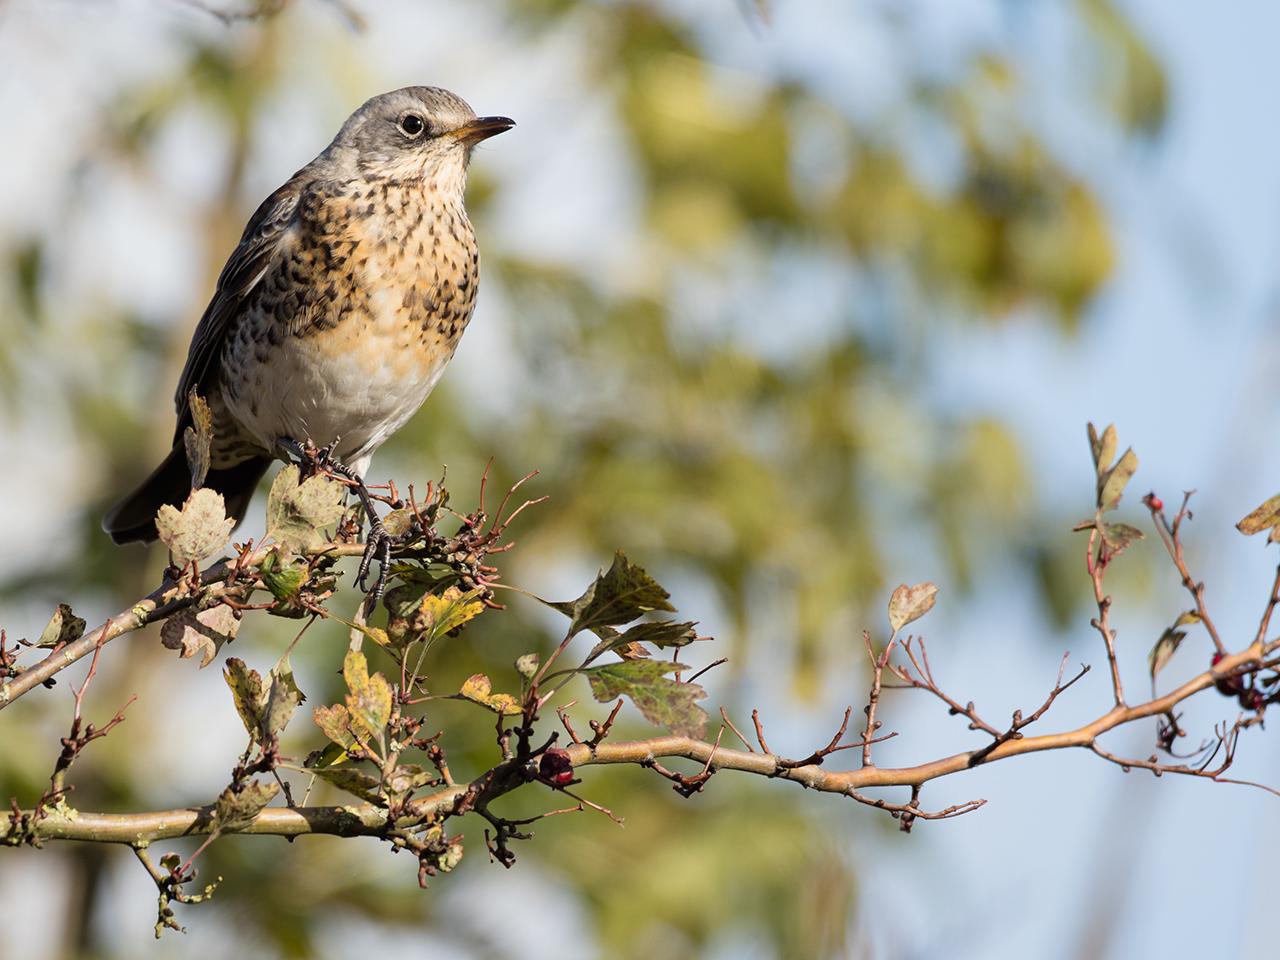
xmin=356 ymin=517 xmax=395 ymax=604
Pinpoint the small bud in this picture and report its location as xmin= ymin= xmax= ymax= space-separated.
xmin=539 ymin=747 xmax=574 ymax=786
xmin=515 ymin=653 xmax=539 ymax=680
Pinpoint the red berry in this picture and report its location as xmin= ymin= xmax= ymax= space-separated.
xmin=539 ymin=748 xmax=574 ymax=786
xmin=1143 ymin=493 xmax=1164 ymax=512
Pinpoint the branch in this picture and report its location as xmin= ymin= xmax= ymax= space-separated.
xmin=13 ymin=636 xmax=1269 ymax=848
xmin=0 ymin=540 xmax=367 ymax=708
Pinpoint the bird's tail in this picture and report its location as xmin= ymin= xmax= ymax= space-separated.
xmin=103 ymin=447 xmax=272 ymax=545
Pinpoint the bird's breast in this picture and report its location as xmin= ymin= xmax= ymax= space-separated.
xmin=219 ymin=181 xmax=482 ymax=463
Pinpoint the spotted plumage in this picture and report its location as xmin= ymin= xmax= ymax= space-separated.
xmin=104 ymin=87 xmax=513 ymax=544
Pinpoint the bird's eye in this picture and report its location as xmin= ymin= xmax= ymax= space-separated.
xmin=399 ymin=114 xmax=426 ymax=138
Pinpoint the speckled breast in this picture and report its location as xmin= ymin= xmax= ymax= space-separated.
xmin=216 ymin=177 xmax=480 ymax=472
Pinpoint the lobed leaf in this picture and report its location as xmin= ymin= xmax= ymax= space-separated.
xmin=162 ymin=603 xmax=239 ymax=668
xmin=1100 ymin=522 xmax=1144 ymax=558
xmin=155 ymin=487 xmax=234 ymax=565
xmin=587 ymin=619 xmax=700 ymax=662
xmin=584 ymin=659 xmax=707 ymax=737
xmin=554 ymin=551 xmax=675 ymax=637
xmin=266 ymin=465 xmax=347 ymax=553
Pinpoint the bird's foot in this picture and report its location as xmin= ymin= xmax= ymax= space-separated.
xmin=275 ymin=437 xmax=400 ymax=605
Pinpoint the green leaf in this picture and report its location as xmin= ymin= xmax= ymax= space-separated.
xmin=155 ymin=487 xmax=235 ymax=565
xmin=161 ymin=602 xmax=239 ymax=667
xmin=266 ymin=465 xmax=347 ymax=553
xmin=1148 ymin=628 xmax=1186 ymax=679
xmin=212 ymin=779 xmax=279 ymax=833
xmin=584 ymin=659 xmax=707 ymax=737
xmin=1088 ymin=422 xmax=1117 ymax=477
xmin=308 ymin=766 xmax=385 ymax=804
xmin=260 ymin=550 xmax=308 ymax=602
xmin=183 ymin=389 xmax=213 ymax=490
xmin=263 ymin=657 xmax=304 ymax=738
xmin=1098 ymin=448 xmax=1139 ymax=512
xmin=223 ymin=657 xmax=266 ymax=741
xmin=343 ymin=649 xmax=392 ymax=741
xmin=1237 ymin=493 xmax=1280 ymax=536
xmin=888 ymin=582 xmax=939 ymax=634
xmin=587 ymin=620 xmax=701 ymax=661
xmin=555 ymin=551 xmax=675 ymax=637
xmin=459 ymin=673 xmax=521 ymax=715
xmin=1100 ymin=522 xmax=1144 ymax=558
xmin=312 ymin=703 xmax=356 ymax=750
xmin=36 ymin=603 xmax=86 ymax=649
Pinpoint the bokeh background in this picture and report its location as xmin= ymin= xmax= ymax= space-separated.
xmin=2 ymin=1 xmax=1280 ymax=957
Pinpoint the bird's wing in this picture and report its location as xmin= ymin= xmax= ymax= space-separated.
xmin=171 ymin=176 xmax=306 ymax=437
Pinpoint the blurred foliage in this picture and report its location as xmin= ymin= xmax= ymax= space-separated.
xmin=0 ymin=0 xmax=1166 ymax=957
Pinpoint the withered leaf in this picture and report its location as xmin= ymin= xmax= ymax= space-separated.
xmin=155 ymin=487 xmax=234 ymax=565
xmin=888 ymin=582 xmax=939 ymax=634
xmin=161 ymin=603 xmax=239 ymax=668
xmin=266 ymin=465 xmax=347 ymax=553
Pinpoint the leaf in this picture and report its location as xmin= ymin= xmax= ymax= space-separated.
xmin=312 ymin=703 xmax=356 ymax=750
xmin=1088 ymin=422 xmax=1117 ymax=476
xmin=888 ymin=582 xmax=939 ymax=633
xmin=1100 ymin=522 xmax=1144 ymax=558
xmin=266 ymin=465 xmax=347 ymax=553
xmin=161 ymin=603 xmax=239 ymax=667
xmin=343 ymin=649 xmax=392 ymax=741
xmin=384 ymin=584 xmax=484 ymax=648
xmin=260 ymin=550 xmax=308 ymax=602
xmin=1148 ymin=628 xmax=1186 ymax=679
xmin=584 ymin=660 xmax=707 ymax=737
xmin=36 ymin=603 xmax=86 ymax=649
xmin=155 ymin=487 xmax=235 ymax=565
xmin=554 ymin=551 xmax=675 ymax=637
xmin=459 ymin=674 xmax=520 ymax=716
xmin=1237 ymin=493 xmax=1280 ymax=536
xmin=587 ymin=620 xmax=700 ymax=661
xmin=1098 ymin=448 xmax=1139 ymax=512
xmin=183 ymin=389 xmax=213 ymax=489
xmin=212 ymin=779 xmax=279 ymax=833
xmin=384 ymin=763 xmax=437 ymax=794
xmin=263 ymin=657 xmax=304 ymax=738
xmin=309 ymin=766 xmax=385 ymax=804
xmin=223 ymin=657 xmax=266 ymax=740
xmin=381 ymin=508 xmax=417 ymax=538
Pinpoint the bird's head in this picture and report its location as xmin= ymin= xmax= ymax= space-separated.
xmin=324 ymin=86 xmax=514 ymax=187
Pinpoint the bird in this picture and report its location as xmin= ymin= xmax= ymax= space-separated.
xmin=103 ymin=86 xmax=514 ymax=590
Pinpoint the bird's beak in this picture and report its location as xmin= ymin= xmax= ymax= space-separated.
xmin=454 ymin=116 xmax=516 ymax=145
